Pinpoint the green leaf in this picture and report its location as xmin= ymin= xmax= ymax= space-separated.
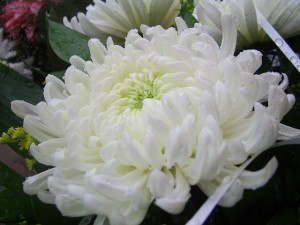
xmin=182 ymin=13 xmax=197 ymax=28
xmin=29 ymin=195 xmax=82 ymax=225
xmin=0 ymin=64 xmax=43 ymax=131
xmin=180 ymin=0 xmax=197 ymax=28
xmin=48 ymin=19 xmax=91 ymax=63
xmin=180 ymin=0 xmax=194 ymax=14
xmin=0 ymin=161 xmax=81 ymax=225
xmin=0 ymin=161 xmax=30 ymax=224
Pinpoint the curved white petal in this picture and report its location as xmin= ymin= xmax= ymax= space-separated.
xmin=199 ymin=157 xmax=278 ymax=207
xmin=240 ymin=157 xmax=278 ymax=189
xmin=23 ymin=168 xmax=54 ymax=195
xmin=154 ymin=168 xmax=191 ymax=214
xmin=64 ymin=0 xmax=181 ymax=41
xmin=11 ymin=100 xmax=37 ymax=118
xmin=219 ymin=14 xmax=237 ymax=59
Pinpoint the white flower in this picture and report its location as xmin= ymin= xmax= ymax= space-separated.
xmin=0 ymin=28 xmax=17 ymax=60
xmin=63 ymin=0 xmax=181 ymax=43
xmin=0 ymin=28 xmax=33 ymax=79
xmin=12 ymin=16 xmax=297 ymax=225
xmin=194 ymin=0 xmax=300 ymax=48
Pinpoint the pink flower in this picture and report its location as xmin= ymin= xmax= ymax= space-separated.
xmin=0 ymin=0 xmax=43 ymax=41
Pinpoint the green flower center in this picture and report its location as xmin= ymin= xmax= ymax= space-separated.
xmin=113 ymin=69 xmax=163 ymax=111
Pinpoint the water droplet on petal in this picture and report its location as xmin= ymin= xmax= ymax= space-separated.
xmin=275 ymin=38 xmax=284 ymax=47
xmin=290 ymin=56 xmax=299 ymax=64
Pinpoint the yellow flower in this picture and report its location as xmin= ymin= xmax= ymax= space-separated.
xmin=0 ymin=127 xmax=34 ymax=150
xmin=8 ymin=127 xmax=26 ymax=140
xmin=0 ymin=132 xmax=11 ymax=143
xmin=25 ymin=158 xmax=36 ymax=171
xmin=19 ymin=135 xmax=35 ymax=150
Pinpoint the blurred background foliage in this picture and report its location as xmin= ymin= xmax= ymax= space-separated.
xmin=0 ymin=0 xmax=299 ymax=224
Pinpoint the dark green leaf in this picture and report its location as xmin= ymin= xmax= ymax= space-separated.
xmin=182 ymin=13 xmax=197 ymax=28
xmin=0 ymin=161 xmax=81 ymax=225
xmin=0 ymin=161 xmax=30 ymax=223
xmin=0 ymin=64 xmax=43 ymax=131
xmin=47 ymin=0 xmax=93 ymax=22
xmin=48 ymin=19 xmax=91 ymax=63
xmin=180 ymin=0 xmax=197 ymax=28
xmin=29 ymin=195 xmax=82 ymax=225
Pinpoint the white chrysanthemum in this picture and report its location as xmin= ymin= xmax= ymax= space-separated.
xmin=63 ymin=0 xmax=181 ymax=43
xmin=0 ymin=28 xmax=33 ymax=79
xmin=194 ymin=0 xmax=300 ymax=48
xmin=0 ymin=28 xmax=17 ymax=60
xmin=12 ymin=16 xmax=298 ymax=225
